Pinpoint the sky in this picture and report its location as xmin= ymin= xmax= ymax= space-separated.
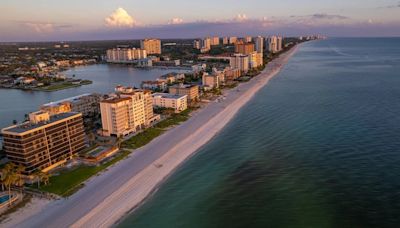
xmin=1 ymin=0 xmax=400 ymax=41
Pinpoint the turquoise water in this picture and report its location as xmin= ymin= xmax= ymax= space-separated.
xmin=0 ymin=195 xmax=11 ymax=203
xmin=118 ymin=38 xmax=400 ymax=228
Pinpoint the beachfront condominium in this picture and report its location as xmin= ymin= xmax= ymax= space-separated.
xmin=152 ymin=93 xmax=188 ymax=113
xmin=40 ymin=93 xmax=101 ymax=117
xmin=255 ymin=36 xmax=264 ymax=53
xmin=115 ymin=86 xmax=158 ymax=128
xmin=229 ymin=37 xmax=238 ymax=44
xmin=248 ymin=51 xmax=264 ymax=69
xmin=1 ymin=111 xmax=85 ymax=174
xmin=244 ymin=36 xmax=252 ymax=43
xmin=106 ymin=48 xmax=147 ymax=63
xmin=100 ymin=97 xmax=135 ymax=137
xmin=222 ymin=37 xmax=229 ymax=45
xmin=140 ymin=39 xmax=162 ymax=55
xmin=235 ymin=41 xmax=255 ymax=55
xmin=230 ymin=53 xmax=249 ymax=73
xmin=267 ymin=36 xmax=283 ymax=53
xmin=210 ymin=37 xmax=220 ymax=46
xmin=169 ymin=84 xmax=200 ymax=103
xmin=202 ymin=72 xmax=220 ymax=89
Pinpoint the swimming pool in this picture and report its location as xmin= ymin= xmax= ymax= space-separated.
xmin=0 ymin=195 xmax=11 ymax=203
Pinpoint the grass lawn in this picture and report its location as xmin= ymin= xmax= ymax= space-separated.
xmin=36 ymin=150 xmax=131 ymax=197
xmin=38 ymin=82 xmax=80 ymax=91
xmin=33 ymin=109 xmax=195 ymax=197
xmin=122 ymin=109 xmax=193 ymax=149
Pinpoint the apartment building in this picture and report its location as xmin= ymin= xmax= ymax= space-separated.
xmin=235 ymin=41 xmax=255 ymax=55
xmin=248 ymin=51 xmax=264 ymax=69
xmin=169 ymin=84 xmax=200 ymax=103
xmin=106 ymin=48 xmax=147 ymax=62
xmin=1 ymin=111 xmax=85 ymax=174
xmin=152 ymin=93 xmax=188 ymax=113
xmin=230 ymin=53 xmax=249 ymax=73
xmin=255 ymin=36 xmax=264 ymax=53
xmin=41 ymin=93 xmax=100 ymax=117
xmin=140 ymin=39 xmax=162 ymax=55
xmin=202 ymin=72 xmax=220 ymax=89
xmin=100 ymin=97 xmax=134 ymax=137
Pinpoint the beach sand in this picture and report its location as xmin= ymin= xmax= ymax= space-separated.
xmin=2 ymin=45 xmax=299 ymax=228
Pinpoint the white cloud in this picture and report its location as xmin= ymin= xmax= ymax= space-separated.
xmin=105 ymin=7 xmax=136 ymax=28
xmin=235 ymin=14 xmax=248 ymax=22
xmin=24 ymin=22 xmax=54 ymax=33
xmin=168 ymin=17 xmax=184 ymax=25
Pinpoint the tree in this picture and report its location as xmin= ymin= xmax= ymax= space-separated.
xmin=12 ymin=120 xmax=17 ymax=125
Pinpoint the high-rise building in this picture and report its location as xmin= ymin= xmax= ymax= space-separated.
xmin=106 ymin=48 xmax=147 ymax=62
xmin=115 ymin=86 xmax=156 ymax=128
xmin=235 ymin=41 xmax=255 ymax=55
xmin=210 ymin=37 xmax=220 ymax=46
xmin=230 ymin=54 xmax=249 ymax=73
xmin=248 ymin=51 xmax=264 ymax=69
xmin=193 ymin=40 xmax=201 ymax=49
xmin=244 ymin=36 xmax=252 ymax=43
xmin=222 ymin=37 xmax=229 ymax=45
xmin=229 ymin=37 xmax=238 ymax=44
xmin=255 ymin=36 xmax=264 ymax=53
xmin=100 ymin=97 xmax=135 ymax=137
xmin=140 ymin=39 xmax=162 ymax=55
xmin=1 ymin=111 xmax=85 ymax=173
xmin=267 ymin=36 xmax=283 ymax=53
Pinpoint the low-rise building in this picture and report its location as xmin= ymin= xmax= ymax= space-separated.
xmin=1 ymin=111 xmax=86 ymax=174
xmin=141 ymin=80 xmax=167 ymax=91
xmin=41 ymin=93 xmax=101 ymax=117
xmin=158 ymin=72 xmax=185 ymax=84
xmin=152 ymin=93 xmax=188 ymax=113
xmin=169 ymin=84 xmax=199 ymax=103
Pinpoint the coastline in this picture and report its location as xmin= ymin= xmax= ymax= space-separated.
xmin=2 ymin=44 xmax=300 ymax=228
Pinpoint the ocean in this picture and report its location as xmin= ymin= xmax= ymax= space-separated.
xmin=118 ymin=38 xmax=400 ymax=228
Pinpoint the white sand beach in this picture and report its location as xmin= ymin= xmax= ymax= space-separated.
xmin=2 ymin=45 xmax=299 ymax=228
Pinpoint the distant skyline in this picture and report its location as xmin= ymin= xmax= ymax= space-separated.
xmin=1 ymin=0 xmax=400 ymax=41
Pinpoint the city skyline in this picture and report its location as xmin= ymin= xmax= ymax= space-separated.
xmin=1 ymin=0 xmax=400 ymax=41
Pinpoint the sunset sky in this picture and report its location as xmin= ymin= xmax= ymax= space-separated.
xmin=1 ymin=0 xmax=400 ymax=41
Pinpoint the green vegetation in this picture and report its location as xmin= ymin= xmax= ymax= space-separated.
xmin=122 ymin=109 xmax=193 ymax=149
xmin=37 ymin=80 xmax=92 ymax=92
xmin=36 ymin=150 xmax=131 ymax=197
xmin=122 ymin=128 xmax=165 ymax=150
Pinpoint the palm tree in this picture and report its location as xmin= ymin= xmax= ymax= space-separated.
xmin=40 ymin=172 xmax=50 ymax=186
xmin=115 ymin=136 xmax=124 ymax=149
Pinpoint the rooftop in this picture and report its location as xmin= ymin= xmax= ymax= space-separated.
xmin=152 ymin=93 xmax=187 ymax=99
xmin=42 ymin=93 xmax=93 ymax=107
xmin=100 ymin=97 xmax=131 ymax=104
xmin=2 ymin=112 xmax=81 ymax=134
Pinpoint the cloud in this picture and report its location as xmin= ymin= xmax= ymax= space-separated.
xmin=235 ymin=14 xmax=248 ymax=22
xmin=380 ymin=2 xmax=400 ymax=8
xmin=168 ymin=18 xmax=184 ymax=25
xmin=310 ymin=13 xmax=348 ymax=20
xmin=105 ymin=7 xmax=136 ymax=28
xmin=15 ymin=21 xmax=74 ymax=33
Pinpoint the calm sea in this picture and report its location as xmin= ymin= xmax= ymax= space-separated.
xmin=118 ymin=38 xmax=400 ymax=228
xmin=0 ymin=66 xmax=183 ymax=129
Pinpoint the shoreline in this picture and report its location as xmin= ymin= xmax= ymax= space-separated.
xmin=2 ymin=44 xmax=300 ymax=228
